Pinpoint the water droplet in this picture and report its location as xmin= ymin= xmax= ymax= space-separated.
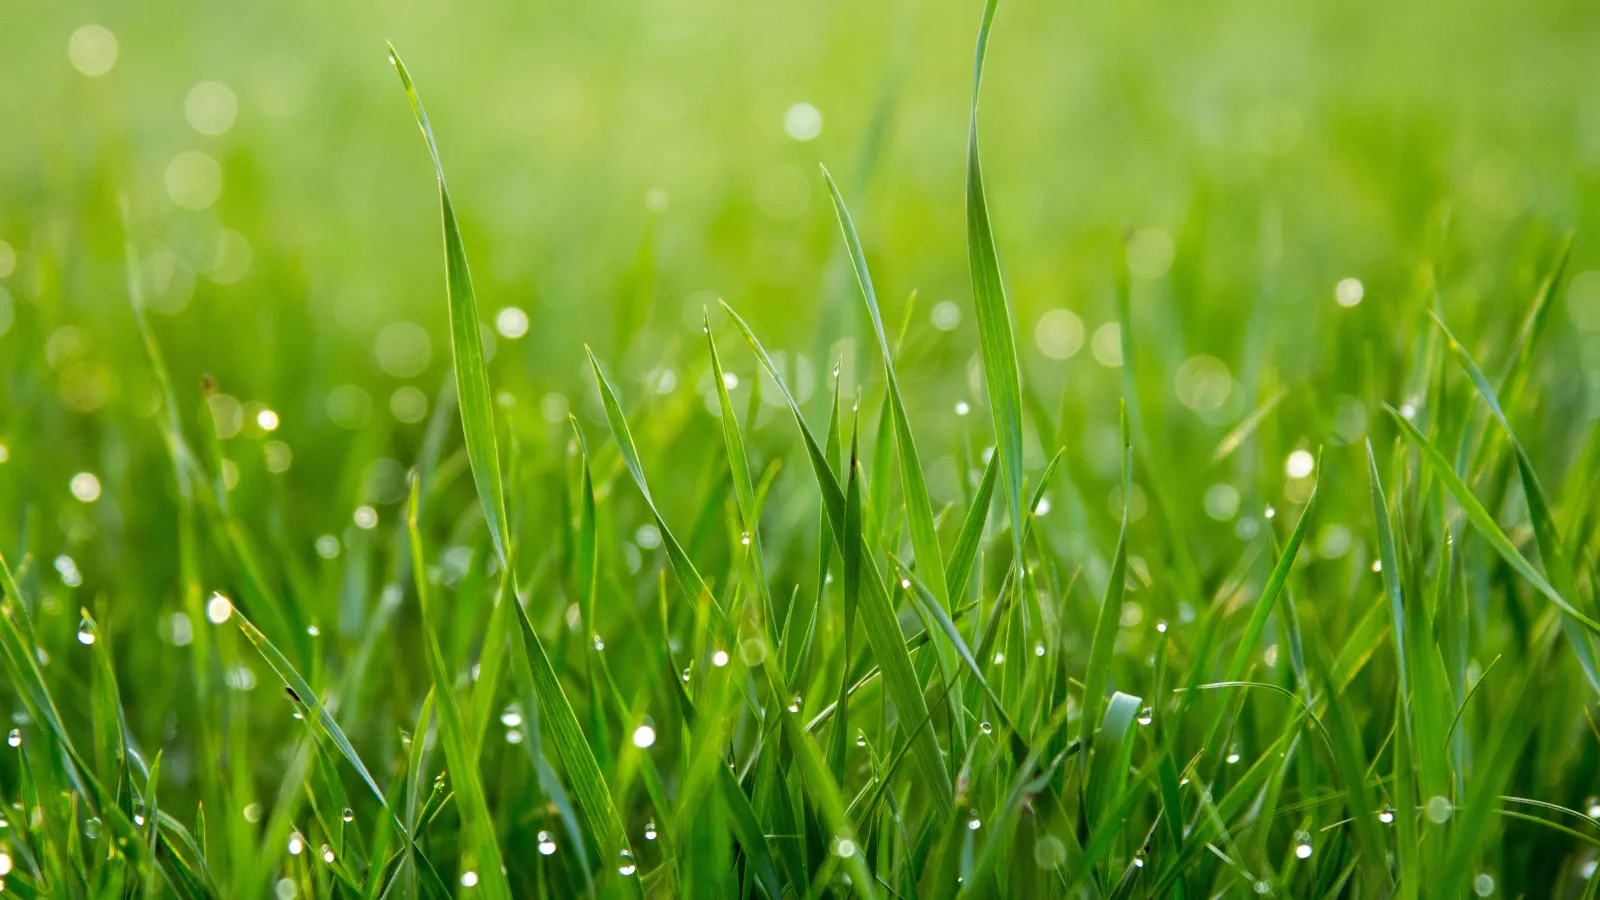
xmin=740 ymin=532 xmax=751 ymax=546
xmin=1474 ymin=872 xmax=1496 ymax=897
xmin=644 ymin=821 xmax=657 ymax=841
xmin=505 ymin=729 xmax=523 ymax=744
xmin=831 ymin=361 xmax=842 ymax=378
xmin=900 ymin=578 xmax=911 ymax=589
xmin=1137 ymin=706 xmax=1153 ymax=726
xmin=632 ymin=724 xmax=657 ymax=748
xmin=832 ymin=835 xmax=856 ymax=857
xmin=681 ymin=667 xmax=692 ymax=682
xmin=6 ymin=729 xmax=19 ymax=748
xmin=1133 ymin=855 xmax=1145 ymax=868
xmin=1033 ymin=835 xmax=1066 ymax=868
xmin=321 ymin=844 xmax=335 ymax=863
xmin=1378 ymin=806 xmax=1395 ymax=824
xmin=460 ymin=871 xmax=478 ymax=887
xmin=1225 ymin=743 xmax=1241 ymax=764
xmin=84 ymin=816 xmax=102 ymax=839
xmin=712 ymin=649 xmax=730 ymax=667
xmin=955 ymin=401 xmax=970 ymax=416
xmin=1425 ymin=795 xmax=1453 ymax=824
xmin=288 ymin=833 xmax=304 ymax=855
xmin=1253 ymin=879 xmax=1271 ymax=894
xmin=592 ymin=634 xmax=605 ymax=651
xmin=979 ymin=721 xmax=993 ymax=735
xmin=537 ymin=830 xmax=557 ymax=855
xmin=855 ymin=731 xmax=867 ymax=747
xmin=787 ymin=694 xmax=802 ymax=713
xmin=500 ymin=707 xmax=522 ymax=728
xmin=307 ymin=624 xmax=320 ymax=637
xmin=967 ymin=812 xmax=982 ymax=830
xmin=1586 ymin=796 xmax=1600 ymax=818
xmin=1156 ymin=620 xmax=1168 ymax=633
xmin=342 ymin=807 xmax=354 ymax=823
xmin=992 ymin=651 xmax=1005 ymax=665
xmin=617 ymin=849 xmax=637 ymax=876
xmin=1034 ymin=641 xmax=1046 ymax=657
xmin=76 ymin=612 xmax=96 ymax=645
xmin=1292 ymin=830 xmax=1312 ymax=859
xmin=1371 ymin=559 xmax=1383 ymax=572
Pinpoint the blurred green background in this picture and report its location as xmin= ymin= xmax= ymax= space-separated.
xmin=6 ymin=0 xmax=1600 ymax=845
xmin=7 ymin=0 xmax=1600 ymax=560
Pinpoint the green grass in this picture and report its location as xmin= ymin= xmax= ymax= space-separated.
xmin=8 ymin=0 xmax=1600 ymax=896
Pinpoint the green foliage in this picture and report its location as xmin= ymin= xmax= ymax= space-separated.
xmin=7 ymin=0 xmax=1600 ymax=896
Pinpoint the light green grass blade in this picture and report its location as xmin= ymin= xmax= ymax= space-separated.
xmin=1387 ymin=405 xmax=1600 ymax=635
xmin=1430 ymin=311 xmax=1600 ymax=690
xmin=587 ymin=349 xmax=725 ymax=628
xmin=965 ymin=0 xmax=1028 ymax=560
xmin=1081 ymin=404 xmax=1131 ymax=782
xmin=390 ymin=44 xmax=511 ymax=565
xmin=822 ymin=165 xmax=951 ymax=609
xmin=721 ymin=299 xmax=955 ymax=813
xmin=1366 ymin=439 xmax=1410 ymax=699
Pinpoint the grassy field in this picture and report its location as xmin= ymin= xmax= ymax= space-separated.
xmin=6 ymin=0 xmax=1600 ymax=896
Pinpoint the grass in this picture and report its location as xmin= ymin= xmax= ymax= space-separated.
xmin=7 ymin=0 xmax=1600 ymax=896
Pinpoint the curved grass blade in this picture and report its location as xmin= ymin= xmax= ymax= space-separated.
xmin=1386 ymin=405 xmax=1600 ymax=635
xmin=721 ymin=299 xmax=955 ymax=812
xmin=966 ymin=0 xmax=1028 ymax=560
xmin=822 ymin=165 xmax=951 ymax=609
xmin=389 ymin=44 xmax=510 ymax=565
xmin=1430 ymin=311 xmax=1600 ymax=689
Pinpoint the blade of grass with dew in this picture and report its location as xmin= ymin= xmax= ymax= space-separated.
xmin=822 ymin=165 xmax=951 ymax=611
xmin=588 ymin=348 xmax=727 ymax=630
xmin=1430 ymin=310 xmax=1600 ymax=690
xmin=965 ymin=0 xmax=1028 ymax=561
xmin=721 ymin=298 xmax=955 ymax=811
xmin=1386 ymin=405 xmax=1600 ymax=635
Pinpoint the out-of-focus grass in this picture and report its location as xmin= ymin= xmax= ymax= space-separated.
xmin=6 ymin=0 xmax=1600 ymax=896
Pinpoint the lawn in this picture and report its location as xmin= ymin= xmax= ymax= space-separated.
xmin=3 ymin=0 xmax=1600 ymax=896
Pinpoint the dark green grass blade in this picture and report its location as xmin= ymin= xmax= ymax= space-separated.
xmin=390 ymin=45 xmax=511 ymax=565
xmin=965 ymin=0 xmax=1028 ymax=560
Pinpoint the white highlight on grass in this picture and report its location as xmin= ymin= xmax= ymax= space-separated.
xmin=206 ymin=592 xmax=233 ymax=624
xmin=69 ymin=25 xmax=118 ymax=76
xmin=495 ymin=307 xmax=529 ymax=339
xmin=931 ymin=301 xmax=961 ymax=331
xmin=783 ymin=102 xmax=823 ymax=141
xmin=1336 ymin=277 xmax=1365 ymax=307
xmin=186 ymin=81 xmax=239 ymax=135
xmin=1285 ymin=449 xmax=1315 ymax=479
xmin=1091 ymin=323 xmax=1123 ymax=367
xmin=165 ymin=151 xmax=223 ymax=210
xmin=632 ymin=724 xmax=657 ymax=748
xmin=70 ymin=472 xmax=102 ymax=502
xmin=1034 ymin=309 xmax=1084 ymax=360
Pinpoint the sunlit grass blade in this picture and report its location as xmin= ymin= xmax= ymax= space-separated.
xmin=1080 ymin=404 xmax=1131 ymax=786
xmin=965 ymin=0 xmax=1028 ymax=560
xmin=389 ymin=44 xmax=511 ymax=564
